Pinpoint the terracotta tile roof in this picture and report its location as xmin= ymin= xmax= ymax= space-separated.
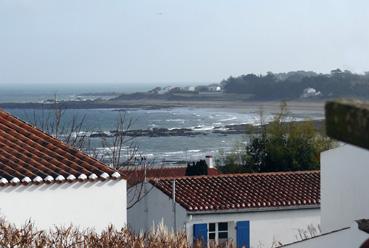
xmin=0 ymin=110 xmax=121 ymax=186
xmin=120 ymin=166 xmax=221 ymax=186
xmin=150 ymin=171 xmax=320 ymax=212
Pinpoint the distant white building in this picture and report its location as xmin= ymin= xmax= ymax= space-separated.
xmin=0 ymin=110 xmax=126 ymax=232
xmin=282 ymin=144 xmax=369 ymax=247
xmin=208 ymin=85 xmax=222 ymax=92
xmin=184 ymin=86 xmax=196 ymax=92
xmin=300 ymin=88 xmax=321 ymax=98
xmin=128 ymin=171 xmax=320 ymax=248
xmin=157 ymin=86 xmax=175 ymax=94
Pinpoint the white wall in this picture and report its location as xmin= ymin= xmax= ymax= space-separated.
xmin=0 ymin=179 xmax=126 ymax=232
xmin=188 ymin=208 xmax=320 ymax=248
xmin=321 ymin=145 xmax=369 ymax=232
xmin=128 ymin=182 xmax=187 ymax=233
xmin=282 ymin=222 xmax=369 ymax=248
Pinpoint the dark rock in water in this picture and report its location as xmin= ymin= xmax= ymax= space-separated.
xmin=89 ymin=124 xmax=259 ymax=138
xmin=90 ymin=132 xmax=111 ymax=138
xmin=84 ymin=120 xmax=325 ymax=138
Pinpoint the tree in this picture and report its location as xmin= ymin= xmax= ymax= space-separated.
xmin=27 ymin=97 xmax=148 ymax=209
xmin=218 ymin=103 xmax=335 ymax=173
xmin=221 ymin=70 xmax=369 ymax=100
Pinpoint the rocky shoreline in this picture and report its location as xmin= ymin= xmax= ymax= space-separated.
xmin=87 ymin=124 xmax=253 ymax=138
xmin=86 ymin=120 xmax=324 ymax=138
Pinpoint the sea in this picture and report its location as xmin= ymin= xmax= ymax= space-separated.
xmin=0 ymin=85 xmax=324 ymax=164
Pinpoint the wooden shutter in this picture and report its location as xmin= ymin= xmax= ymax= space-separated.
xmin=236 ymin=221 xmax=250 ymax=248
xmin=193 ymin=223 xmax=208 ymax=247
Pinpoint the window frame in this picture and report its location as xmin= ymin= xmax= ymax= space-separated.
xmin=207 ymin=222 xmax=229 ymax=246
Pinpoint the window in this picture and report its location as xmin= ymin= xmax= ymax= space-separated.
xmin=218 ymin=222 xmax=228 ymax=240
xmin=209 ymin=223 xmax=216 ymax=242
xmin=208 ymin=222 xmax=229 ymax=246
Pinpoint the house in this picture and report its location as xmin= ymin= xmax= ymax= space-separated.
xmin=128 ymin=171 xmax=320 ymax=247
xmin=120 ymin=164 xmax=221 ymax=186
xmin=282 ymin=144 xmax=369 ymax=247
xmin=121 ymin=161 xmax=221 ymax=209
xmin=0 ymin=110 xmax=126 ymax=232
xmin=207 ymin=84 xmax=222 ymax=92
xmin=184 ymin=86 xmax=196 ymax=92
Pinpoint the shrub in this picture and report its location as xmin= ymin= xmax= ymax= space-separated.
xmin=0 ymin=218 xmax=230 ymax=248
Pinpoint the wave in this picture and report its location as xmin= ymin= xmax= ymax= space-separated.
xmin=219 ymin=116 xmax=237 ymax=122
xmin=186 ymin=149 xmax=201 ymax=153
xmin=165 ymin=119 xmax=185 ymax=122
xmin=192 ymin=125 xmax=215 ymax=131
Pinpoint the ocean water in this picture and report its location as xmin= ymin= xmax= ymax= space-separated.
xmin=7 ymin=107 xmax=324 ymax=163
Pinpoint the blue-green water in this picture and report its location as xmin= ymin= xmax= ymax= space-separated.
xmin=6 ymin=107 xmax=324 ymax=163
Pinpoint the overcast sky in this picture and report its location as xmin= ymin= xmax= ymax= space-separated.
xmin=0 ymin=0 xmax=368 ymax=86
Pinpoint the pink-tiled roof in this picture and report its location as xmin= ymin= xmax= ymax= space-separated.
xmin=150 ymin=171 xmax=320 ymax=212
xmin=120 ymin=166 xmax=221 ymax=186
xmin=0 ymin=110 xmax=121 ymax=186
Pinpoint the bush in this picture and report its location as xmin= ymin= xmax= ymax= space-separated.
xmin=0 ymin=218 xmax=231 ymax=248
xmin=0 ymin=218 xmax=185 ymax=248
xmin=218 ymin=102 xmax=335 ymax=173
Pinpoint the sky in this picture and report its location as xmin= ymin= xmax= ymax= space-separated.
xmin=0 ymin=0 xmax=369 ymax=87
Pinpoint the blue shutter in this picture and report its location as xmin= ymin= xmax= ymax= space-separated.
xmin=236 ymin=221 xmax=250 ymax=248
xmin=193 ymin=223 xmax=208 ymax=247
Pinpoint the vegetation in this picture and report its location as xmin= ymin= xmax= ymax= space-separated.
xmin=27 ymin=100 xmax=149 ymax=209
xmin=217 ymin=103 xmax=335 ymax=173
xmin=0 ymin=219 xmax=184 ymax=248
xmin=0 ymin=218 xmax=225 ymax=248
xmin=0 ymin=216 xmax=322 ymax=248
xmin=221 ymin=69 xmax=369 ymax=100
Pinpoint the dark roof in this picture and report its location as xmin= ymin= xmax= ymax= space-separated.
xmin=150 ymin=171 xmax=320 ymax=212
xmin=120 ymin=166 xmax=221 ymax=186
xmin=0 ymin=110 xmax=121 ymax=186
xmin=357 ymin=219 xmax=369 ymax=234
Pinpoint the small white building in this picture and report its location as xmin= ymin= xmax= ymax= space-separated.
xmin=128 ymin=171 xmax=320 ymax=247
xmin=282 ymin=144 xmax=369 ymax=247
xmin=0 ymin=110 xmax=126 ymax=232
xmin=207 ymin=85 xmax=222 ymax=92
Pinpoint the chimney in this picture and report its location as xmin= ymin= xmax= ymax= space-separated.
xmin=205 ymin=155 xmax=215 ymax=168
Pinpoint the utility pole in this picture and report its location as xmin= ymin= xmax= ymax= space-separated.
xmin=143 ymin=157 xmax=148 ymax=230
xmin=172 ymin=179 xmax=177 ymax=233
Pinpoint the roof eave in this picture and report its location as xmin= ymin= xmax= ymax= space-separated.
xmin=186 ymin=204 xmax=320 ymax=215
xmin=0 ymin=176 xmax=124 ymax=188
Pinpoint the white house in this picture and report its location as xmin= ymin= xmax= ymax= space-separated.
xmin=128 ymin=171 xmax=320 ymax=248
xmin=207 ymin=85 xmax=222 ymax=92
xmin=282 ymin=144 xmax=369 ymax=247
xmin=0 ymin=110 xmax=126 ymax=232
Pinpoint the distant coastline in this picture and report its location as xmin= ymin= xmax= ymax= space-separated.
xmin=0 ymin=98 xmax=326 ymax=113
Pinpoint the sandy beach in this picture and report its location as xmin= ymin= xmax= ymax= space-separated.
xmin=0 ymin=98 xmax=326 ymax=115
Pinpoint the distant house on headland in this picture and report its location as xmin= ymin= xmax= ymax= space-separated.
xmin=0 ymin=110 xmax=126 ymax=232
xmin=207 ymin=84 xmax=222 ymax=92
xmin=128 ymin=171 xmax=320 ymax=248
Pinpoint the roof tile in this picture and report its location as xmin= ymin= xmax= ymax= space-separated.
xmin=0 ymin=110 xmax=117 ymax=186
xmin=150 ymin=171 xmax=320 ymax=212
